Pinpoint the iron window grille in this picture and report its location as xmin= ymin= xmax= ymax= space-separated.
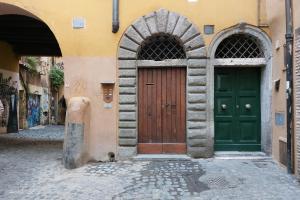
xmin=138 ymin=34 xmax=186 ymax=61
xmin=215 ymin=34 xmax=264 ymax=58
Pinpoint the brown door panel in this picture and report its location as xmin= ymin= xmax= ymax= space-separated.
xmin=138 ymin=68 xmax=186 ymax=154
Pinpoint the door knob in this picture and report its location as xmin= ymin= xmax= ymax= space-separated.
xmin=245 ymin=104 xmax=251 ymax=110
xmin=221 ymin=104 xmax=227 ymax=110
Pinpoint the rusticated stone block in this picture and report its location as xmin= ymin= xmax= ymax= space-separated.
xmin=118 ymin=48 xmax=136 ymax=59
xmin=156 ymin=9 xmax=169 ymax=32
xmin=188 ymin=94 xmax=207 ymax=103
xmin=188 ymin=146 xmax=213 ymax=158
xmin=119 ymin=78 xmax=136 ymax=87
xmin=119 ymin=112 xmax=136 ymax=121
xmin=187 ymin=86 xmax=207 ymax=94
xmin=173 ymin=16 xmax=192 ymax=37
xmin=188 ymin=77 xmax=206 ymax=86
xmin=118 ymin=60 xmax=136 ymax=69
xmin=119 ymin=87 xmax=136 ymax=95
xmin=187 ymin=47 xmax=207 ymax=59
xmin=187 ymin=111 xmax=207 ymax=121
xmin=188 ymin=138 xmax=208 ymax=147
xmin=119 ymin=104 xmax=136 ymax=112
xmin=119 ymin=129 xmax=137 ymax=138
xmin=144 ymin=12 xmax=158 ymax=34
xmin=133 ymin=18 xmax=151 ymax=39
xmin=119 ymin=121 xmax=137 ymax=129
xmin=187 ymin=129 xmax=207 ymax=139
xmin=125 ymin=26 xmax=144 ymax=44
xmin=188 ymin=68 xmax=206 ymax=76
xmin=119 ymin=138 xmax=137 ymax=146
xmin=181 ymin=24 xmax=200 ymax=43
xmin=187 ymin=103 xmax=207 ymax=111
xmin=118 ymin=146 xmax=137 ymax=159
xmin=184 ymin=35 xmax=205 ymax=51
xmin=119 ymin=69 xmax=136 ymax=78
xmin=166 ymin=12 xmax=179 ymax=34
xmin=188 ymin=59 xmax=207 ymax=68
xmin=119 ymin=95 xmax=136 ymax=104
xmin=120 ymin=36 xmax=139 ymax=52
xmin=187 ymin=121 xmax=207 ymax=129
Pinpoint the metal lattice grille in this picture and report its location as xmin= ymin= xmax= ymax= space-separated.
xmin=138 ymin=34 xmax=186 ymax=61
xmin=215 ymin=34 xmax=264 ymax=58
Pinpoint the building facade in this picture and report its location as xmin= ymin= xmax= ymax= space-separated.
xmin=0 ymin=0 xmax=297 ymax=173
xmin=266 ymin=0 xmax=300 ymax=177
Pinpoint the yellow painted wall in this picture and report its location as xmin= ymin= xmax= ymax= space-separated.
xmin=0 ymin=0 xmax=259 ymax=56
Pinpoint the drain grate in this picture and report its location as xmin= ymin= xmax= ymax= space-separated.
xmin=199 ymin=175 xmax=241 ymax=189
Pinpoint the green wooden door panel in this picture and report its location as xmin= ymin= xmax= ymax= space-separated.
xmin=214 ymin=68 xmax=261 ymax=151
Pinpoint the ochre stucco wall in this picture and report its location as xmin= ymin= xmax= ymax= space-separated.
xmin=266 ymin=0 xmax=286 ymax=165
xmin=0 ymin=0 xmax=264 ymax=161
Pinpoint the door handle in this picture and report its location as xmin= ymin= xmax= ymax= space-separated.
xmin=245 ymin=104 xmax=251 ymax=110
xmin=221 ymin=104 xmax=227 ymax=110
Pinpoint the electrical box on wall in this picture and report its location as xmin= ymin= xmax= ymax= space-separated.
xmin=101 ymin=81 xmax=115 ymax=104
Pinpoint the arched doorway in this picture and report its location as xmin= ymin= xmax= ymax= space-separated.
xmin=0 ymin=3 xmax=62 ymax=133
xmin=208 ymin=24 xmax=272 ymax=153
xmin=117 ymin=9 xmax=211 ymax=158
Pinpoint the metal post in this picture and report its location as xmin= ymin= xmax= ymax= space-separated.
xmin=112 ymin=0 xmax=119 ymax=33
xmin=285 ymin=0 xmax=294 ymax=174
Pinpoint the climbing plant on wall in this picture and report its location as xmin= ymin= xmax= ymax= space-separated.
xmin=49 ymin=65 xmax=64 ymax=91
xmin=23 ymin=57 xmax=40 ymax=73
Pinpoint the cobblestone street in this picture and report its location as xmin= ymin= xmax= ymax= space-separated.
xmin=0 ymin=126 xmax=300 ymax=200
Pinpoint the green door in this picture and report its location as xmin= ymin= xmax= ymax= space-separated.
xmin=214 ymin=68 xmax=261 ymax=151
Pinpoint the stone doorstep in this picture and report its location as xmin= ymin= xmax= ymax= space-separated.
xmin=133 ymin=154 xmax=191 ymax=161
xmin=214 ymin=151 xmax=270 ymax=160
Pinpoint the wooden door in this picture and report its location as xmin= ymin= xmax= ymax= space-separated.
xmin=138 ymin=68 xmax=186 ymax=154
xmin=214 ymin=68 xmax=261 ymax=151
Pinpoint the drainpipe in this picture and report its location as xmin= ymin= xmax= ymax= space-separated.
xmin=285 ymin=0 xmax=294 ymax=174
xmin=112 ymin=0 xmax=119 ymax=33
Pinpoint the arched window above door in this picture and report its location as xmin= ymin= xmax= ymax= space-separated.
xmin=215 ymin=34 xmax=264 ymax=58
xmin=137 ymin=34 xmax=186 ymax=61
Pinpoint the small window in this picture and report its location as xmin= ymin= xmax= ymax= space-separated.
xmin=215 ymin=34 xmax=264 ymax=58
xmin=138 ymin=34 xmax=186 ymax=61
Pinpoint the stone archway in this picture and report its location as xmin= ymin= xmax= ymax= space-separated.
xmin=117 ymin=9 xmax=212 ymax=159
xmin=207 ymin=23 xmax=273 ymax=154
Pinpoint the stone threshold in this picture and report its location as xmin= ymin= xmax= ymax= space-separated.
xmin=214 ymin=151 xmax=270 ymax=160
xmin=133 ymin=154 xmax=191 ymax=161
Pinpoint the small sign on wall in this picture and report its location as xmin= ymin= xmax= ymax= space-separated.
xmin=275 ymin=112 xmax=285 ymax=126
xmin=72 ymin=17 xmax=86 ymax=29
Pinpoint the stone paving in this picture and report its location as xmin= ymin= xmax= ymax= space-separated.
xmin=0 ymin=125 xmax=64 ymax=143
xmin=1 ymin=126 xmax=300 ymax=199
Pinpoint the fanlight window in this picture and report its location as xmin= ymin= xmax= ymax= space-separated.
xmin=138 ymin=34 xmax=186 ymax=61
xmin=215 ymin=34 xmax=264 ymax=58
